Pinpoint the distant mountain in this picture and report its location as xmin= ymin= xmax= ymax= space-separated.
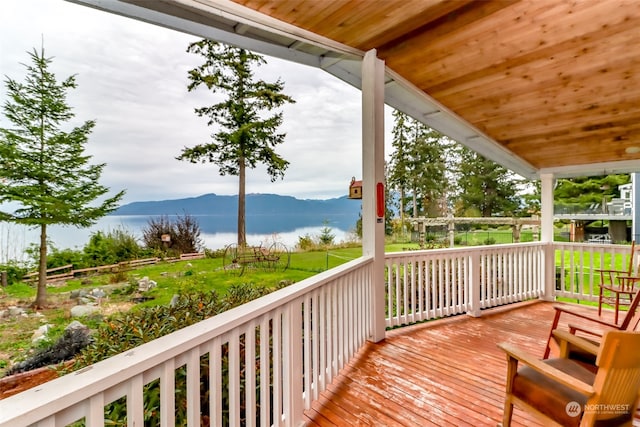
xmin=112 ymin=193 xmax=361 ymax=218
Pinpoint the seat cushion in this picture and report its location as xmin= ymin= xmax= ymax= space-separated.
xmin=512 ymin=358 xmax=594 ymax=427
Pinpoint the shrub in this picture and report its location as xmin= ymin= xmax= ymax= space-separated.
xmin=45 ymin=246 xmax=85 ymax=269
xmin=296 ymin=234 xmax=314 ymax=250
xmin=83 ymin=227 xmax=141 ymax=267
xmin=142 ymin=213 xmax=203 ymax=255
xmin=484 ymin=237 xmax=497 ymax=245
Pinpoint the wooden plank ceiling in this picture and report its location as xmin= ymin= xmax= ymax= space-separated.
xmin=229 ymin=0 xmax=640 ymax=174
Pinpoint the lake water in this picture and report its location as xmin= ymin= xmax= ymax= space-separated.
xmin=0 ymin=214 xmax=358 ymax=263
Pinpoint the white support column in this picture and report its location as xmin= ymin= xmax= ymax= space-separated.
xmin=362 ymin=49 xmax=386 ymax=343
xmin=632 ymin=173 xmax=640 ymax=242
xmin=540 ymin=173 xmax=555 ymax=243
xmin=540 ymin=173 xmax=556 ymax=300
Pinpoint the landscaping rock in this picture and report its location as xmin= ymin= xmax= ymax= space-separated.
xmin=91 ymin=288 xmax=106 ymax=299
xmin=169 ymin=294 xmax=180 ymax=307
xmin=31 ymin=324 xmax=52 ymax=343
xmin=7 ymin=306 xmax=25 ymax=317
xmin=65 ymin=320 xmax=87 ymax=332
xmin=71 ymin=289 xmax=89 ymax=299
xmin=138 ymin=277 xmax=157 ymax=292
xmin=70 ymin=305 xmax=99 ymax=318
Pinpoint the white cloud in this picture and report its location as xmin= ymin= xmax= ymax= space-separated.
xmin=0 ymin=0 xmax=393 ymax=205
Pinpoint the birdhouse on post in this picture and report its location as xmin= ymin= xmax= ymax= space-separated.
xmin=349 ymin=177 xmax=363 ymax=199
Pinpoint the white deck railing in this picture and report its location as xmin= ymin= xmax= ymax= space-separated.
xmin=0 ymin=257 xmax=373 ymax=427
xmin=384 ymin=243 xmax=545 ymax=328
xmin=0 ymin=242 xmax=630 ymax=426
xmin=553 ymin=242 xmax=633 ymax=302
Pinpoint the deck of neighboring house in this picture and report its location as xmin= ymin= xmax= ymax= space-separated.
xmin=303 ymin=300 xmax=621 ymax=427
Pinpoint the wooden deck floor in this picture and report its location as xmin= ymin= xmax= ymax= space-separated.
xmin=303 ymin=300 xmax=619 ymax=427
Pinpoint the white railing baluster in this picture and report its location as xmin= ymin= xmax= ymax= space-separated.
xmin=318 ymin=286 xmax=327 ymax=394
xmin=283 ymin=299 xmax=303 ymax=426
xmin=258 ymin=317 xmax=269 ymax=427
xmin=338 ymin=278 xmax=346 ymax=371
xmin=128 ymin=374 xmax=144 ymax=427
xmin=245 ymin=321 xmax=257 ymax=427
xmin=87 ymin=393 xmax=105 ymax=427
xmin=394 ymin=261 xmax=401 ymax=326
xmin=229 ymin=330 xmax=241 ymax=427
xmin=302 ymin=295 xmax=311 ymax=410
xmin=311 ymin=289 xmax=320 ymax=403
xmin=273 ymin=309 xmax=282 ymax=427
xmin=161 ymin=358 xmax=176 ymax=427
xmin=186 ymin=348 xmax=200 ymax=427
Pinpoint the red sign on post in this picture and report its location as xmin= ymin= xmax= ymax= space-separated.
xmin=376 ymin=182 xmax=385 ymax=218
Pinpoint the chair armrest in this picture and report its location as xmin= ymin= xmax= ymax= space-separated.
xmin=567 ymin=323 xmax=605 ymax=338
xmin=615 ymin=275 xmax=640 ymax=281
xmin=552 ymin=304 xmax=619 ymax=329
xmin=552 ymin=330 xmax=600 ymax=357
xmin=498 ymin=342 xmax=595 ymax=396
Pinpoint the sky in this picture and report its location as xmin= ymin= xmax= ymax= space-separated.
xmin=0 ymin=0 xmax=394 ymax=205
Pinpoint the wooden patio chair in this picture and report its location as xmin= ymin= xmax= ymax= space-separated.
xmin=498 ymin=331 xmax=640 ymax=427
xmin=543 ymin=288 xmax=640 ymax=360
xmin=597 ymin=241 xmax=640 ymax=324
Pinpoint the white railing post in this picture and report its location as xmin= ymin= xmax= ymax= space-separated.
xmin=362 ymin=48 xmax=386 ymax=343
xmin=543 ymin=242 xmax=556 ymax=300
xmin=284 ymin=300 xmax=304 ymax=426
xmin=467 ymin=250 xmax=482 ymax=317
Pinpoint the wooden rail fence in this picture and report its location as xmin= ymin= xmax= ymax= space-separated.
xmin=23 ymin=253 xmax=206 ymax=283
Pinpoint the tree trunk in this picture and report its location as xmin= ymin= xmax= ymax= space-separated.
xmin=238 ymin=157 xmax=247 ymax=247
xmin=34 ymin=223 xmax=48 ymax=308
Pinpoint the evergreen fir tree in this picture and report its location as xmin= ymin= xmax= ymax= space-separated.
xmin=178 ymin=40 xmax=295 ymax=247
xmin=0 ymin=47 xmax=125 ymax=308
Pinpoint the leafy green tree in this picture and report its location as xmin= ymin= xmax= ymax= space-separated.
xmin=554 ymin=175 xmax=629 ymax=213
xmin=178 ymin=40 xmax=295 ymax=247
xmin=453 ymin=146 xmax=520 ymax=217
xmin=0 ymin=47 xmax=124 ymax=308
